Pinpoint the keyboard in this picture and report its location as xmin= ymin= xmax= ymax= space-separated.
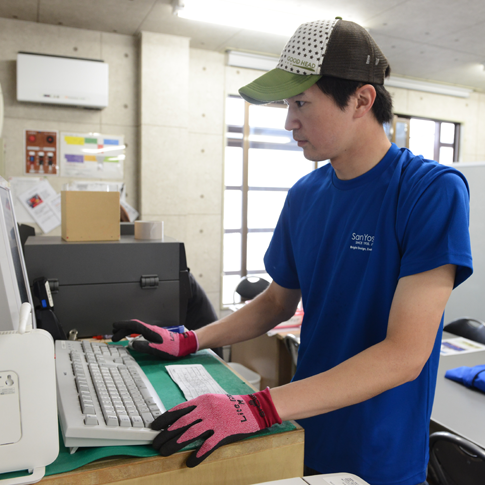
xmin=55 ymin=340 xmax=166 ymax=451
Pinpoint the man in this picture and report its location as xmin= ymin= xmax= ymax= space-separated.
xmin=112 ymin=18 xmax=472 ymax=485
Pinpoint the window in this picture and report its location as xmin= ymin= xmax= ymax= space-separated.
xmin=388 ymin=115 xmax=460 ymax=164
xmin=222 ymin=96 xmax=322 ymax=306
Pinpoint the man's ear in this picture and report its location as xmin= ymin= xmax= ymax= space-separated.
xmin=353 ymin=84 xmax=376 ymax=119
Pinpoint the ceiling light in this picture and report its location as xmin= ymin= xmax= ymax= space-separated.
xmin=172 ymin=0 xmax=327 ymax=36
xmin=385 ymin=76 xmax=472 ymax=98
xmin=227 ymin=51 xmax=278 ymax=71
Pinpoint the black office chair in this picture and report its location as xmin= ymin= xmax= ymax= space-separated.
xmin=428 ymin=432 xmax=485 ymax=485
xmin=234 ymin=276 xmax=270 ymax=302
xmin=444 ymin=318 xmax=485 ymax=345
xmin=18 ymin=223 xmax=35 ymax=252
xmin=284 ymin=333 xmax=300 ymax=368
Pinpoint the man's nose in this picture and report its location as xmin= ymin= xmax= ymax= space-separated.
xmin=285 ymin=109 xmax=300 ymax=131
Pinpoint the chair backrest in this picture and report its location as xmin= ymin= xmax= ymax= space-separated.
xmin=234 ymin=276 xmax=270 ymax=302
xmin=429 ymin=432 xmax=485 ymax=485
xmin=444 ymin=318 xmax=485 ymax=345
xmin=284 ymin=333 xmax=300 ymax=367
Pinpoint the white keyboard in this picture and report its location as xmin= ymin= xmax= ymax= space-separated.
xmin=55 ymin=340 xmax=166 ymax=452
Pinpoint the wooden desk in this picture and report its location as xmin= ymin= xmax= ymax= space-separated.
xmin=42 ymin=424 xmax=304 ymax=485
xmin=431 ymin=333 xmax=485 ymax=449
xmin=41 ymin=343 xmax=304 ymax=484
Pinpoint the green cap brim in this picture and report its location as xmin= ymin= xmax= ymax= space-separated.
xmin=238 ymin=68 xmax=321 ymax=105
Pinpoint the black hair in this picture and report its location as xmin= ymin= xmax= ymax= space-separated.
xmin=315 ymin=72 xmax=393 ymax=125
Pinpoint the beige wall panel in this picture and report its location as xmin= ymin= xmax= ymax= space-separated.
xmin=186 ymin=132 xmax=223 ymax=216
xmin=475 ymin=94 xmax=485 ymax=161
xmin=406 ymin=90 xmax=469 ymax=122
xmin=461 ymin=154 xmax=482 ymax=162
xmin=0 ymin=18 xmax=101 ymax=59
xmin=102 ymin=123 xmax=139 ymax=209
xmin=453 ymin=95 xmax=480 ymax=162
xmin=100 ymin=32 xmax=139 ymax=127
xmin=140 ymin=32 xmax=189 ymax=128
xmin=461 ymin=128 xmax=478 ymax=162
xmin=139 ymin=214 xmax=188 ymax=248
xmin=52 ymin=25 xmax=102 ymax=59
xmin=7 ymin=100 xmax=103 ymax=125
xmin=0 ymin=1 xmax=37 ymax=23
xmin=225 ymin=66 xmax=262 ymax=96
xmin=184 ymin=214 xmax=222 ymax=294
xmin=444 ymin=93 xmax=480 ymax=123
xmin=387 ymin=87 xmax=409 ymax=113
xmin=189 ymin=49 xmax=225 ymax=135
xmin=140 ymin=125 xmax=189 ymax=215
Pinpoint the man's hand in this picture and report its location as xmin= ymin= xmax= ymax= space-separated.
xmin=150 ymin=387 xmax=282 ymax=467
xmin=111 ymin=319 xmax=198 ymax=359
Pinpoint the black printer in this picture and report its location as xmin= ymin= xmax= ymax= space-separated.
xmin=23 ymin=235 xmax=190 ymax=338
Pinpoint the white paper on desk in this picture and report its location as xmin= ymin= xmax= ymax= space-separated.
xmin=18 ymin=179 xmax=60 ymax=233
xmin=120 ymin=199 xmax=139 ymax=222
xmin=166 ymin=364 xmax=227 ymax=401
xmin=440 ymin=337 xmax=485 ymax=355
xmin=305 ymin=473 xmax=371 ymax=485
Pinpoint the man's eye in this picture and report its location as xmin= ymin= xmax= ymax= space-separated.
xmin=296 ymin=101 xmax=305 ymax=108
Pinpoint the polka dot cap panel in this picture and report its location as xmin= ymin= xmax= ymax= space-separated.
xmin=276 ymin=19 xmax=339 ymax=76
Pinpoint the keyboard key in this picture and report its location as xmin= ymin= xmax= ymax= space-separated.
xmin=131 ymin=416 xmax=144 ymax=428
xmin=141 ymin=412 xmax=154 ymax=426
xmin=106 ymin=414 xmax=118 ymax=426
xmin=85 ymin=414 xmax=98 ymax=426
xmin=119 ymin=415 xmax=131 ymax=427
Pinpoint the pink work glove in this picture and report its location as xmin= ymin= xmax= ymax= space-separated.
xmin=150 ymin=387 xmax=282 ymax=467
xmin=111 ymin=319 xmax=198 ymax=359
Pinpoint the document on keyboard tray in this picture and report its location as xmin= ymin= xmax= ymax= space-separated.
xmin=166 ymin=364 xmax=226 ymax=401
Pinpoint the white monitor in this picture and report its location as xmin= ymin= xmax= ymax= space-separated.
xmin=0 ymin=179 xmax=35 ymax=331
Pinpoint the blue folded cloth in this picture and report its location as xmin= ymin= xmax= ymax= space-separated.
xmin=445 ymin=364 xmax=485 ymax=393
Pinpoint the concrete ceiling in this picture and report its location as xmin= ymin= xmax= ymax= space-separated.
xmin=1 ymin=0 xmax=485 ymax=92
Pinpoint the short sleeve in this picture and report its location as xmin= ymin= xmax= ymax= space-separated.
xmin=398 ymin=171 xmax=473 ymax=287
xmin=264 ymin=194 xmax=300 ymax=289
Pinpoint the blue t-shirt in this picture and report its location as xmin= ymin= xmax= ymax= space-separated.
xmin=264 ymin=144 xmax=473 ymax=485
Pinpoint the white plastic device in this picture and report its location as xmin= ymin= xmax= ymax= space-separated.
xmin=17 ymin=52 xmax=109 ymax=109
xmin=0 ymin=303 xmax=58 ymax=485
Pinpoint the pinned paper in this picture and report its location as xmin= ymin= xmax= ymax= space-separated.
xmin=60 ymin=132 xmax=124 ymax=179
xmin=17 ymin=179 xmax=61 ymax=233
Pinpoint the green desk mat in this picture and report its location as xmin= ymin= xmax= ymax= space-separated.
xmin=1 ymin=347 xmax=295 ymax=480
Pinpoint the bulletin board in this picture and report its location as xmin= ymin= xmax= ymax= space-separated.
xmin=60 ymin=132 xmax=124 ymax=179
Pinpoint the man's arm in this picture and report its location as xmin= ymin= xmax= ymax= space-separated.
xmin=270 ymin=264 xmax=456 ymax=421
xmin=195 ymin=281 xmax=301 ymax=350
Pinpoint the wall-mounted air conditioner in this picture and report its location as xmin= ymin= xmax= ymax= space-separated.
xmin=17 ymin=52 xmax=109 ymax=109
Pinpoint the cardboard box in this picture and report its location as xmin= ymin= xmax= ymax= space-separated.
xmin=61 ymin=191 xmax=120 ymax=242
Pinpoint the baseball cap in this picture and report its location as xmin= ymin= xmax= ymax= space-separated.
xmin=239 ymin=18 xmax=389 ymax=105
